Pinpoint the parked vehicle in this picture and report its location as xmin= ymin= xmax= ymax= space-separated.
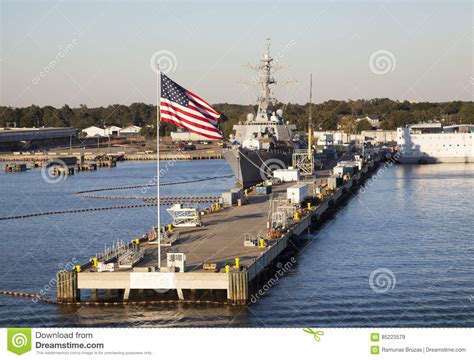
xmin=183 ymin=142 xmax=196 ymax=151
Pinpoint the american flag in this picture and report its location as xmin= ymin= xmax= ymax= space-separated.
xmin=160 ymin=73 xmax=223 ymax=140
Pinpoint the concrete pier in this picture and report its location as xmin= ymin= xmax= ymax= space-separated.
xmin=58 ymin=156 xmax=384 ymax=305
xmin=0 ymin=150 xmax=223 ymax=163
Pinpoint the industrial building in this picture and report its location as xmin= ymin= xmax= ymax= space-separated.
xmin=170 ymin=131 xmax=212 ymax=142
xmin=0 ymin=127 xmax=77 ymax=151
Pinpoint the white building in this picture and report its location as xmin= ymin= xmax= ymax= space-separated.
xmin=316 ymin=133 xmax=334 ymax=147
xmin=361 ymin=130 xmax=397 ymax=143
xmin=356 ymin=116 xmax=381 ymax=128
xmin=314 ymin=130 xmax=397 ymax=145
xmin=104 ymin=126 xmax=122 ymax=136
xmin=170 ymin=131 xmax=212 ymax=142
xmin=119 ymin=125 xmax=142 ymax=136
xmin=82 ymin=126 xmax=105 ymax=137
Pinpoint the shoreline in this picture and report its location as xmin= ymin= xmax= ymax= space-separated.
xmin=0 ymin=150 xmax=224 ymax=163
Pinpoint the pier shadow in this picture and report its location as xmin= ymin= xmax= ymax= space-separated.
xmin=54 ymin=293 xmax=251 ymax=327
xmin=231 ymin=213 xmax=265 ymax=220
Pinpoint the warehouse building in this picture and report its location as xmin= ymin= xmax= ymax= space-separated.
xmin=0 ymin=127 xmax=78 ymax=151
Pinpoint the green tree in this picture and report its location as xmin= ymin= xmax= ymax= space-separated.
xmin=356 ymin=119 xmax=373 ymax=133
xmin=458 ymin=103 xmax=474 ymax=123
xmin=340 ymin=116 xmax=356 ymax=133
xmin=384 ymin=110 xmax=414 ymax=129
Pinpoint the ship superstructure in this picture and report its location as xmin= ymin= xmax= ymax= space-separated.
xmin=397 ymin=123 xmax=474 ymax=163
xmin=224 ymin=41 xmax=298 ymax=188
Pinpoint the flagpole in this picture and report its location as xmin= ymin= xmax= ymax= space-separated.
xmin=156 ymin=71 xmax=161 ymax=270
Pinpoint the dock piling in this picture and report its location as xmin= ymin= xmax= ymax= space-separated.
xmin=56 ymin=270 xmax=79 ymax=303
xmin=228 ymin=272 xmax=249 ymax=304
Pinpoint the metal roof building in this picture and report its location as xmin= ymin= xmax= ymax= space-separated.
xmin=0 ymin=127 xmax=77 ymax=150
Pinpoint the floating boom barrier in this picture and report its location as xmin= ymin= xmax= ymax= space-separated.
xmin=0 ymin=196 xmax=220 ymax=221
xmin=0 ymin=290 xmax=228 ymax=306
xmin=74 ymin=175 xmax=233 ymax=196
xmin=0 ymin=175 xmax=229 ymax=221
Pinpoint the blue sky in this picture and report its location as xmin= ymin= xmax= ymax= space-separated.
xmin=1 ymin=0 xmax=472 ymax=107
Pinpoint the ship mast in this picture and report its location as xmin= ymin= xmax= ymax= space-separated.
xmin=256 ymin=38 xmax=276 ymax=121
xmin=308 ymin=73 xmax=313 ymax=160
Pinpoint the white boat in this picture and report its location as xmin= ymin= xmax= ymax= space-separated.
xmin=397 ymin=123 xmax=474 ymax=163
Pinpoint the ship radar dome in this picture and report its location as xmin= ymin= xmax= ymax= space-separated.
xmin=247 ymin=113 xmax=255 ymax=122
xmin=276 ymin=109 xmax=283 ymax=117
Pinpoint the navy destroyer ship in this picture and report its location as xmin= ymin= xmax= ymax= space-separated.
xmin=223 ymin=43 xmax=298 ymax=188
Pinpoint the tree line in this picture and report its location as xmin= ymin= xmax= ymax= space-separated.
xmin=1 ymin=99 xmax=473 ymax=138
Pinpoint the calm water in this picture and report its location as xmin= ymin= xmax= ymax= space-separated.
xmin=0 ymin=160 xmax=473 ymax=327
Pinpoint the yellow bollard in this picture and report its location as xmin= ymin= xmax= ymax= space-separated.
xmin=259 ymin=238 xmax=266 ymax=248
xmin=234 ymin=257 xmax=240 ymax=269
xmin=294 ymin=211 xmax=300 ymax=221
xmin=167 ymin=224 xmax=173 ymax=233
xmin=215 ymin=202 xmax=219 ymax=210
xmin=307 ymin=202 xmax=311 ymax=209
xmin=75 ymin=265 xmax=81 ymax=273
xmin=225 ymin=265 xmax=230 ymax=273
xmin=92 ymin=257 xmax=98 ymax=268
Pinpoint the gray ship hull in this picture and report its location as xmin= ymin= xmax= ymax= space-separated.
xmin=223 ymin=148 xmax=292 ymax=188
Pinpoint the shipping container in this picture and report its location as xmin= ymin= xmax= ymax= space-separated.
xmin=273 ymin=168 xmax=300 ymax=182
xmin=222 ymin=188 xmax=242 ymax=205
xmin=256 ymin=185 xmax=272 ymax=195
xmin=287 ymin=183 xmax=309 ymax=204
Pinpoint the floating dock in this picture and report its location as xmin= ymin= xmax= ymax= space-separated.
xmin=3 ymin=163 xmax=27 ymax=172
xmin=56 ymin=155 xmax=386 ymax=305
xmin=0 ymin=150 xmax=223 ymax=164
xmin=124 ymin=152 xmax=223 ymax=161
